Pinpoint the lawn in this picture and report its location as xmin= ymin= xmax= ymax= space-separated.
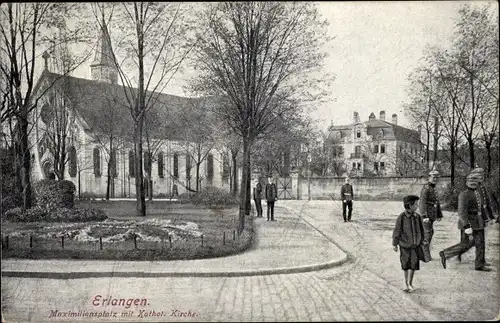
xmin=1 ymin=201 xmax=254 ymax=261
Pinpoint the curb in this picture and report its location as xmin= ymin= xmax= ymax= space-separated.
xmin=1 ymin=254 xmax=348 ymax=279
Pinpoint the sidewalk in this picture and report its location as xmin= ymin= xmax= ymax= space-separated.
xmin=1 ymin=207 xmax=347 ymax=278
xmin=283 ymin=200 xmax=500 ymax=321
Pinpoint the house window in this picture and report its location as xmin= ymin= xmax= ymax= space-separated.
xmin=207 ymin=153 xmax=214 ymax=180
xmin=110 ymin=149 xmax=118 ymax=178
xmin=68 ymin=146 xmax=77 ymax=177
xmin=173 ymin=153 xmax=179 ymax=179
xmin=356 ymin=130 xmax=361 ymax=138
xmin=158 ymin=152 xmax=164 ymax=178
xmin=380 ymin=144 xmax=386 ymax=154
xmin=355 ymin=146 xmax=361 ymax=158
xmin=374 ymin=145 xmax=379 ymax=154
xmin=93 ymin=147 xmax=101 ymax=177
xmin=352 ymin=162 xmax=356 ymax=169
xmin=128 ymin=150 xmax=135 ymax=177
xmin=379 ymin=129 xmax=384 ymax=138
xmin=357 ymin=163 xmax=361 ymax=170
xmin=374 ymin=162 xmax=379 ymax=172
xmin=380 ymin=162 xmax=385 ymax=171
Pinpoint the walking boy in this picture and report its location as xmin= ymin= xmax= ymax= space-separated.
xmin=392 ymin=195 xmax=427 ymax=292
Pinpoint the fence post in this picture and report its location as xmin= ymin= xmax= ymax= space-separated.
xmin=99 ymin=237 xmax=103 ymax=250
xmin=61 ymin=236 xmax=64 ymax=249
xmin=201 ymin=234 xmax=204 ymax=247
xmin=233 ymin=230 xmax=236 ymax=241
xmin=5 ymin=235 xmax=9 ymax=249
xmin=223 ymin=232 xmax=225 ymax=245
xmin=134 ymin=234 xmax=137 ymax=249
xmin=30 ymin=235 xmax=33 ymax=249
xmin=168 ymin=235 xmax=172 ymax=248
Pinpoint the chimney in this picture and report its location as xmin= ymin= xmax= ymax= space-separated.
xmin=369 ymin=112 xmax=376 ymax=121
xmin=392 ymin=113 xmax=397 ymax=125
xmin=379 ymin=110 xmax=386 ymax=121
xmin=353 ymin=111 xmax=360 ymax=123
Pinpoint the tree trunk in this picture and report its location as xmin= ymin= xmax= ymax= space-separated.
xmin=106 ymin=137 xmax=113 ymax=201
xmin=231 ymin=150 xmax=238 ymax=196
xmin=134 ymin=120 xmax=146 ymax=216
xmin=238 ymin=137 xmax=251 ymax=233
xmin=425 ymin=128 xmax=430 ymax=169
xmin=468 ymin=137 xmax=475 ymax=171
xmin=19 ymin=114 xmax=32 ymax=209
xmin=196 ymin=162 xmax=201 ymax=191
xmin=450 ymin=140 xmax=455 ymax=188
xmin=485 ymin=141 xmax=492 ymax=175
xmin=78 ymin=170 xmax=81 ymax=200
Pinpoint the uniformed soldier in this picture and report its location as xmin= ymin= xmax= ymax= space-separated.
xmin=470 ymin=167 xmax=497 ymax=223
xmin=419 ymin=169 xmax=443 ymax=260
xmin=439 ymin=173 xmax=492 ymax=271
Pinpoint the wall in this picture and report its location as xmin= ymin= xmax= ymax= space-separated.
xmin=293 ymin=176 xmax=451 ymax=201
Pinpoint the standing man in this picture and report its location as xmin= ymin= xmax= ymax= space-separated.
xmin=419 ymin=169 xmax=443 ymax=260
xmin=265 ymin=176 xmax=278 ymax=221
xmin=253 ymin=178 xmax=263 ymax=218
xmin=439 ymin=173 xmax=492 ymax=271
xmin=340 ymin=177 xmax=354 ymax=222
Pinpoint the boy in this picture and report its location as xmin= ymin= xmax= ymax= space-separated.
xmin=392 ymin=195 xmax=427 ymax=292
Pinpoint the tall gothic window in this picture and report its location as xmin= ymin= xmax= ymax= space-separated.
xmin=68 ymin=146 xmax=77 ymax=177
xmin=93 ymin=147 xmax=101 ymax=177
xmin=207 ymin=153 xmax=214 ymax=180
xmin=158 ymin=152 xmax=164 ymax=178
xmin=173 ymin=153 xmax=179 ymax=179
xmin=110 ymin=149 xmax=118 ymax=178
xmin=185 ymin=155 xmax=191 ymax=181
xmin=222 ymin=155 xmax=230 ymax=179
xmin=129 ymin=150 xmax=135 ymax=177
xmin=144 ymin=151 xmax=152 ymax=176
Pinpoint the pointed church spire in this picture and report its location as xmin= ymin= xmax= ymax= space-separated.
xmin=90 ymin=14 xmax=117 ymax=83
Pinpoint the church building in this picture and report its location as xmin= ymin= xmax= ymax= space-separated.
xmin=29 ymin=21 xmax=228 ymax=198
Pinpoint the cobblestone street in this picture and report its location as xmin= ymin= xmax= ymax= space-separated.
xmin=2 ymin=201 xmax=499 ymax=322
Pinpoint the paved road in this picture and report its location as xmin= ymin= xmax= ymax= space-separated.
xmin=2 ymin=201 xmax=499 ymax=322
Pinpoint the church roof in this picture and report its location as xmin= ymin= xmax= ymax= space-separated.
xmin=39 ymin=71 xmax=215 ymax=141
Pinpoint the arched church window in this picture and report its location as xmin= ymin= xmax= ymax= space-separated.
xmin=158 ymin=152 xmax=164 ymax=178
xmin=173 ymin=153 xmax=179 ymax=179
xmin=68 ymin=146 xmax=77 ymax=177
xmin=110 ymin=149 xmax=118 ymax=178
xmin=93 ymin=147 xmax=101 ymax=177
xmin=207 ymin=154 xmax=214 ymax=180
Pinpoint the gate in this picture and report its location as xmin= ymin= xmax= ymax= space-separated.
xmin=276 ymin=177 xmax=293 ymax=200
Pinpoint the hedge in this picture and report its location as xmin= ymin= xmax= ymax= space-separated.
xmin=2 ymin=206 xmax=107 ymax=223
xmin=190 ymin=186 xmax=239 ymax=209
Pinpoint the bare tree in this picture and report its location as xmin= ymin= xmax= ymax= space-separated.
xmin=0 ymin=3 xmax=92 ymax=208
xmin=91 ymin=3 xmax=195 ymax=216
xmin=191 ymin=2 xmax=331 ymax=232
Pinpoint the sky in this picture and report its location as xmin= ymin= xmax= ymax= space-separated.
xmin=63 ymin=1 xmax=497 ymax=131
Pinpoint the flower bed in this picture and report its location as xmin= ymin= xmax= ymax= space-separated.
xmin=2 ymin=218 xmax=202 ymax=243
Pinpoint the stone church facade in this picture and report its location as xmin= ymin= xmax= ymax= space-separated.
xmin=29 ymin=23 xmax=229 ymax=198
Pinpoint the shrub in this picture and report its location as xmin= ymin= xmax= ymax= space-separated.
xmin=78 ymin=192 xmax=96 ymax=201
xmin=190 ymin=186 xmax=238 ymax=209
xmin=33 ymin=179 xmax=76 ymax=209
xmin=2 ymin=207 xmax=23 ymax=221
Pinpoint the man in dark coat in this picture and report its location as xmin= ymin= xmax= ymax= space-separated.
xmin=265 ymin=177 xmax=278 ymax=221
xmin=340 ymin=177 xmax=354 ymax=222
xmin=419 ymin=169 xmax=443 ymax=260
xmin=439 ymin=173 xmax=492 ymax=271
xmin=253 ymin=179 xmax=263 ymax=217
